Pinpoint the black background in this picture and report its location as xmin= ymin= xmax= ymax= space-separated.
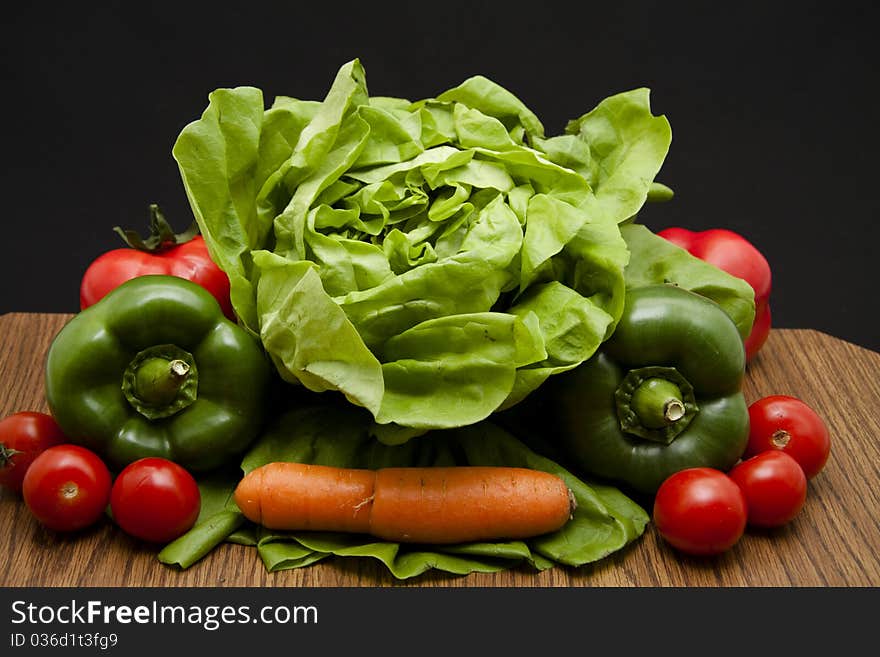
xmin=2 ymin=2 xmax=877 ymax=351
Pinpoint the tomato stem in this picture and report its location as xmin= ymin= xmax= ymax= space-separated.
xmin=0 ymin=443 xmax=23 ymax=467
xmin=60 ymin=481 xmax=79 ymax=500
xmin=113 ymin=204 xmax=199 ymax=253
xmin=772 ymin=429 xmax=791 ymax=448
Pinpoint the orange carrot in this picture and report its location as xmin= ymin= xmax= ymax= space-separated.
xmin=234 ymin=463 xmax=575 ymax=544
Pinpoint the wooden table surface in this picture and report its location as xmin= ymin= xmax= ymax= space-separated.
xmin=1 ymin=312 xmax=878 ymax=587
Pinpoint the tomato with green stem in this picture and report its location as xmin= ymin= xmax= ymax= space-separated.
xmin=80 ymin=204 xmax=234 ymax=320
xmin=0 ymin=412 xmax=67 ymax=494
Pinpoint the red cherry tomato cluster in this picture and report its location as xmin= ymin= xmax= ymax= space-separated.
xmin=658 ymin=227 xmax=772 ymax=361
xmin=653 ymin=395 xmax=830 ymax=556
xmin=1 ymin=411 xmax=200 ymax=543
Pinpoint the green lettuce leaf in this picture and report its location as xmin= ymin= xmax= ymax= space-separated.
xmin=530 ymin=88 xmax=673 ymax=223
xmin=173 ymin=59 xmax=672 ymax=438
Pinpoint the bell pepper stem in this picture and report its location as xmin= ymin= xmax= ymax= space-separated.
xmin=630 ymin=377 xmax=686 ymax=429
xmin=0 ymin=444 xmax=23 ymax=467
xmin=664 ymin=399 xmax=686 ymax=422
xmin=122 ymin=344 xmax=199 ymax=420
xmin=134 ymin=357 xmax=191 ymax=406
xmin=615 ymin=366 xmax=699 ymax=444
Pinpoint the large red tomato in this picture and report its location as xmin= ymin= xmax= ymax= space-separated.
xmin=79 ymin=205 xmax=234 ymax=320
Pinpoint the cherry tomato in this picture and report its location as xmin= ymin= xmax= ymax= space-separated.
xmin=22 ymin=445 xmax=112 ymax=532
xmin=653 ymin=468 xmax=747 ymax=556
xmin=729 ymin=451 xmax=807 ymax=527
xmin=658 ymin=227 xmax=772 ymax=361
xmin=110 ymin=457 xmax=201 ymax=543
xmin=746 ymin=395 xmax=830 ymax=479
xmin=0 ymin=412 xmax=67 ymax=494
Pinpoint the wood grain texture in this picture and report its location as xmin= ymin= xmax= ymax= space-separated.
xmin=1 ymin=312 xmax=878 ymax=587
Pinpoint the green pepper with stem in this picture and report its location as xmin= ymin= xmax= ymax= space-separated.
xmin=45 ymin=275 xmax=271 ymax=472
xmin=530 ymin=284 xmax=749 ymax=495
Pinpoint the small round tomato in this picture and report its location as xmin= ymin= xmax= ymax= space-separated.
xmin=746 ymin=395 xmax=830 ymax=479
xmin=0 ymin=412 xmax=67 ymax=494
xmin=729 ymin=451 xmax=807 ymax=527
xmin=22 ymin=445 xmax=112 ymax=532
xmin=110 ymin=457 xmax=201 ymax=543
xmin=653 ymin=468 xmax=747 ymax=556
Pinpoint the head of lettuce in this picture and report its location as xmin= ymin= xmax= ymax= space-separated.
xmin=172 ymin=59 xmax=672 ymax=444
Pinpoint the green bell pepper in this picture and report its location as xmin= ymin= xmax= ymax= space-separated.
xmin=538 ymin=284 xmax=749 ymax=494
xmin=45 ymin=275 xmax=271 ymax=472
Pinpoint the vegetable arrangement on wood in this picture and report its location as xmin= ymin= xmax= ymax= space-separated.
xmin=0 ymin=58 xmax=833 ymax=577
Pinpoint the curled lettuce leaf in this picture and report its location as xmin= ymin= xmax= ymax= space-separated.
xmin=173 ymin=59 xmax=672 ymax=440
